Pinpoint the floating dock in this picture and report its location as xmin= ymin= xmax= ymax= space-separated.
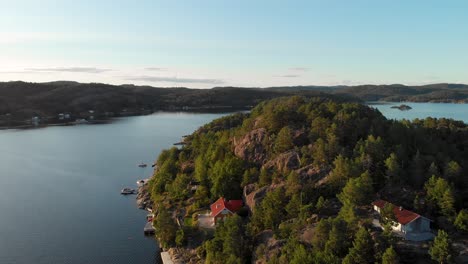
xmin=143 ymin=221 xmax=155 ymax=235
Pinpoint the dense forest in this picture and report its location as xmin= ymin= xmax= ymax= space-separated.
xmin=147 ymin=96 xmax=468 ymax=263
xmin=1 ymin=81 xmax=467 ymax=127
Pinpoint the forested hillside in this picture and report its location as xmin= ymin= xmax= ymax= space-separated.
xmin=1 ymin=81 xmax=467 ymax=127
xmin=147 ymin=96 xmax=468 ymax=263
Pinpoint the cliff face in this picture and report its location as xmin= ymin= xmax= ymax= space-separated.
xmin=263 ymin=150 xmax=301 ymax=173
xmin=233 ymin=128 xmax=269 ymax=165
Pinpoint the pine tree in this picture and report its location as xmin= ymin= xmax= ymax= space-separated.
xmin=337 ymin=171 xmax=373 ymax=206
xmin=385 ymin=152 xmax=401 ymax=183
xmin=342 ymin=227 xmax=375 ymax=264
xmin=429 ymin=230 xmax=453 ymax=264
xmin=454 ymin=209 xmax=468 ymax=232
xmin=324 ymin=219 xmax=350 ymax=257
xmin=440 ymin=189 xmax=456 ymax=220
xmin=382 ymin=246 xmax=399 ymax=264
xmin=274 ymin=126 xmax=293 ymax=154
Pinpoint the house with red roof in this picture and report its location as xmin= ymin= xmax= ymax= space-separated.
xmin=372 ymin=200 xmax=434 ymax=241
xmin=210 ymin=197 xmax=243 ymax=224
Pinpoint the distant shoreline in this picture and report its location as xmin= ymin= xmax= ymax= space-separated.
xmin=0 ymin=108 xmax=249 ymax=131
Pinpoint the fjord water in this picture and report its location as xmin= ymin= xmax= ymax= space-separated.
xmin=370 ymin=102 xmax=468 ymax=123
xmin=0 ymin=104 xmax=467 ymax=264
xmin=0 ymin=112 xmax=227 ymax=264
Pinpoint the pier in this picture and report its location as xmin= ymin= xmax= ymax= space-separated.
xmin=143 ymin=221 xmax=155 ymax=235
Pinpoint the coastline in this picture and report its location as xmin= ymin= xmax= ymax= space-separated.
xmin=0 ymin=108 xmax=249 ymax=131
xmin=136 ymin=164 xmax=186 ymax=264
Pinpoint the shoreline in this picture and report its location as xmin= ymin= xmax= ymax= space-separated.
xmin=0 ymin=108 xmax=249 ymax=131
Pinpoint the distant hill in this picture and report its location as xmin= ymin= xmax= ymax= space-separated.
xmin=332 ymin=83 xmax=468 ymax=102
xmin=0 ymin=81 xmax=351 ymax=126
xmin=0 ymin=81 xmax=467 ymax=126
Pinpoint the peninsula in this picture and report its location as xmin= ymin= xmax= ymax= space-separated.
xmin=145 ymin=96 xmax=468 ymax=263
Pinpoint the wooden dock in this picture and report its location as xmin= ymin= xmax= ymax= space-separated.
xmin=143 ymin=221 xmax=155 ymax=235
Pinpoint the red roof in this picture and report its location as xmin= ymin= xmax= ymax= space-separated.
xmin=210 ymin=197 xmax=243 ymax=217
xmin=372 ymin=200 xmax=421 ymax=225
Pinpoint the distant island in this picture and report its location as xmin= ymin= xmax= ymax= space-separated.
xmin=391 ymin=104 xmax=412 ymax=111
xmin=0 ymin=81 xmax=467 ymax=128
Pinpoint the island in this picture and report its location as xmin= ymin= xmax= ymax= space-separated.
xmin=141 ymin=96 xmax=468 ymax=263
xmin=390 ymin=104 xmax=412 ymax=111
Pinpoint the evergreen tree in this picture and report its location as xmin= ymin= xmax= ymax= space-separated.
xmin=454 ymin=209 xmax=468 ymax=232
xmin=286 ymin=193 xmax=301 ymax=219
xmin=342 ymin=227 xmax=375 ymax=264
xmin=444 ymin=160 xmax=461 ymax=183
xmin=380 ymin=203 xmax=397 ymax=225
xmin=286 ymin=171 xmax=301 ymax=196
xmin=154 ymin=207 xmax=178 ymax=248
xmin=385 ymin=152 xmax=401 ymax=183
xmin=381 ymin=246 xmax=399 ymax=264
xmin=290 ymin=244 xmax=312 ymax=264
xmin=425 ymin=176 xmax=456 ymax=218
xmin=337 ymin=171 xmax=373 ymax=206
xmin=429 ymin=230 xmax=453 ymax=264
xmin=328 ymin=155 xmax=358 ymax=188
xmin=274 ymin=126 xmax=294 ymax=154
xmin=338 ymin=203 xmax=358 ymax=227
xmin=311 ymin=218 xmax=332 ymax=250
xmin=440 ymin=189 xmax=456 ymax=220
xmin=324 ymin=219 xmax=350 ymax=257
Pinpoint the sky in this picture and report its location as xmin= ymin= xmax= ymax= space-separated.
xmin=0 ymin=0 xmax=468 ymax=88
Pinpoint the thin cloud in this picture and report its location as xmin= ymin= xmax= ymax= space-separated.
xmin=275 ymin=74 xmax=300 ymax=78
xmin=145 ymin=67 xmax=167 ymax=71
xmin=126 ymin=75 xmax=224 ymax=84
xmin=289 ymin=67 xmax=309 ymax=71
xmin=25 ymin=67 xmax=112 ymax=74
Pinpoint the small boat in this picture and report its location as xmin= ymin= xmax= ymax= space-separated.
xmin=121 ymin=188 xmax=136 ymax=195
xmin=138 ymin=163 xmax=147 ymax=168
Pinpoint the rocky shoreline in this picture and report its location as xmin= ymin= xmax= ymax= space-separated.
xmin=136 ymin=180 xmax=188 ymax=264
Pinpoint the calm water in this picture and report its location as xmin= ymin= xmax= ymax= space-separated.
xmin=0 ymin=103 xmax=467 ymax=264
xmin=369 ymin=102 xmax=468 ymax=123
xmin=0 ymin=112 xmax=227 ymax=264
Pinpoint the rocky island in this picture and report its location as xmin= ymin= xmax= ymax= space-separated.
xmin=143 ymin=96 xmax=468 ymax=263
xmin=390 ymin=104 xmax=412 ymax=111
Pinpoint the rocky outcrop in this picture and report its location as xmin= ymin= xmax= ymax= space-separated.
xmin=263 ymin=150 xmax=300 ymax=173
xmin=295 ymin=164 xmax=330 ymax=183
xmin=243 ymin=183 xmax=284 ymax=213
xmin=136 ymin=185 xmax=152 ymax=210
xmin=233 ymin=128 xmax=268 ymax=164
xmin=253 ymin=230 xmax=285 ymax=263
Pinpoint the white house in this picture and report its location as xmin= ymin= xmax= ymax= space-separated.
xmin=372 ymin=200 xmax=434 ymax=241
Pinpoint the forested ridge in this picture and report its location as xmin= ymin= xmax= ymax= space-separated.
xmin=147 ymin=96 xmax=468 ymax=263
xmin=1 ymin=81 xmax=467 ymax=127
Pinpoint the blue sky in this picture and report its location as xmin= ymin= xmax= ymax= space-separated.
xmin=0 ymin=0 xmax=467 ymax=88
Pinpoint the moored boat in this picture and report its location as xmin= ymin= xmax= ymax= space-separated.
xmin=121 ymin=188 xmax=136 ymax=195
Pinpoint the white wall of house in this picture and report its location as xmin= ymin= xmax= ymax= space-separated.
xmin=373 ymin=205 xmax=381 ymax=213
xmin=392 ymin=222 xmax=403 ymax=232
